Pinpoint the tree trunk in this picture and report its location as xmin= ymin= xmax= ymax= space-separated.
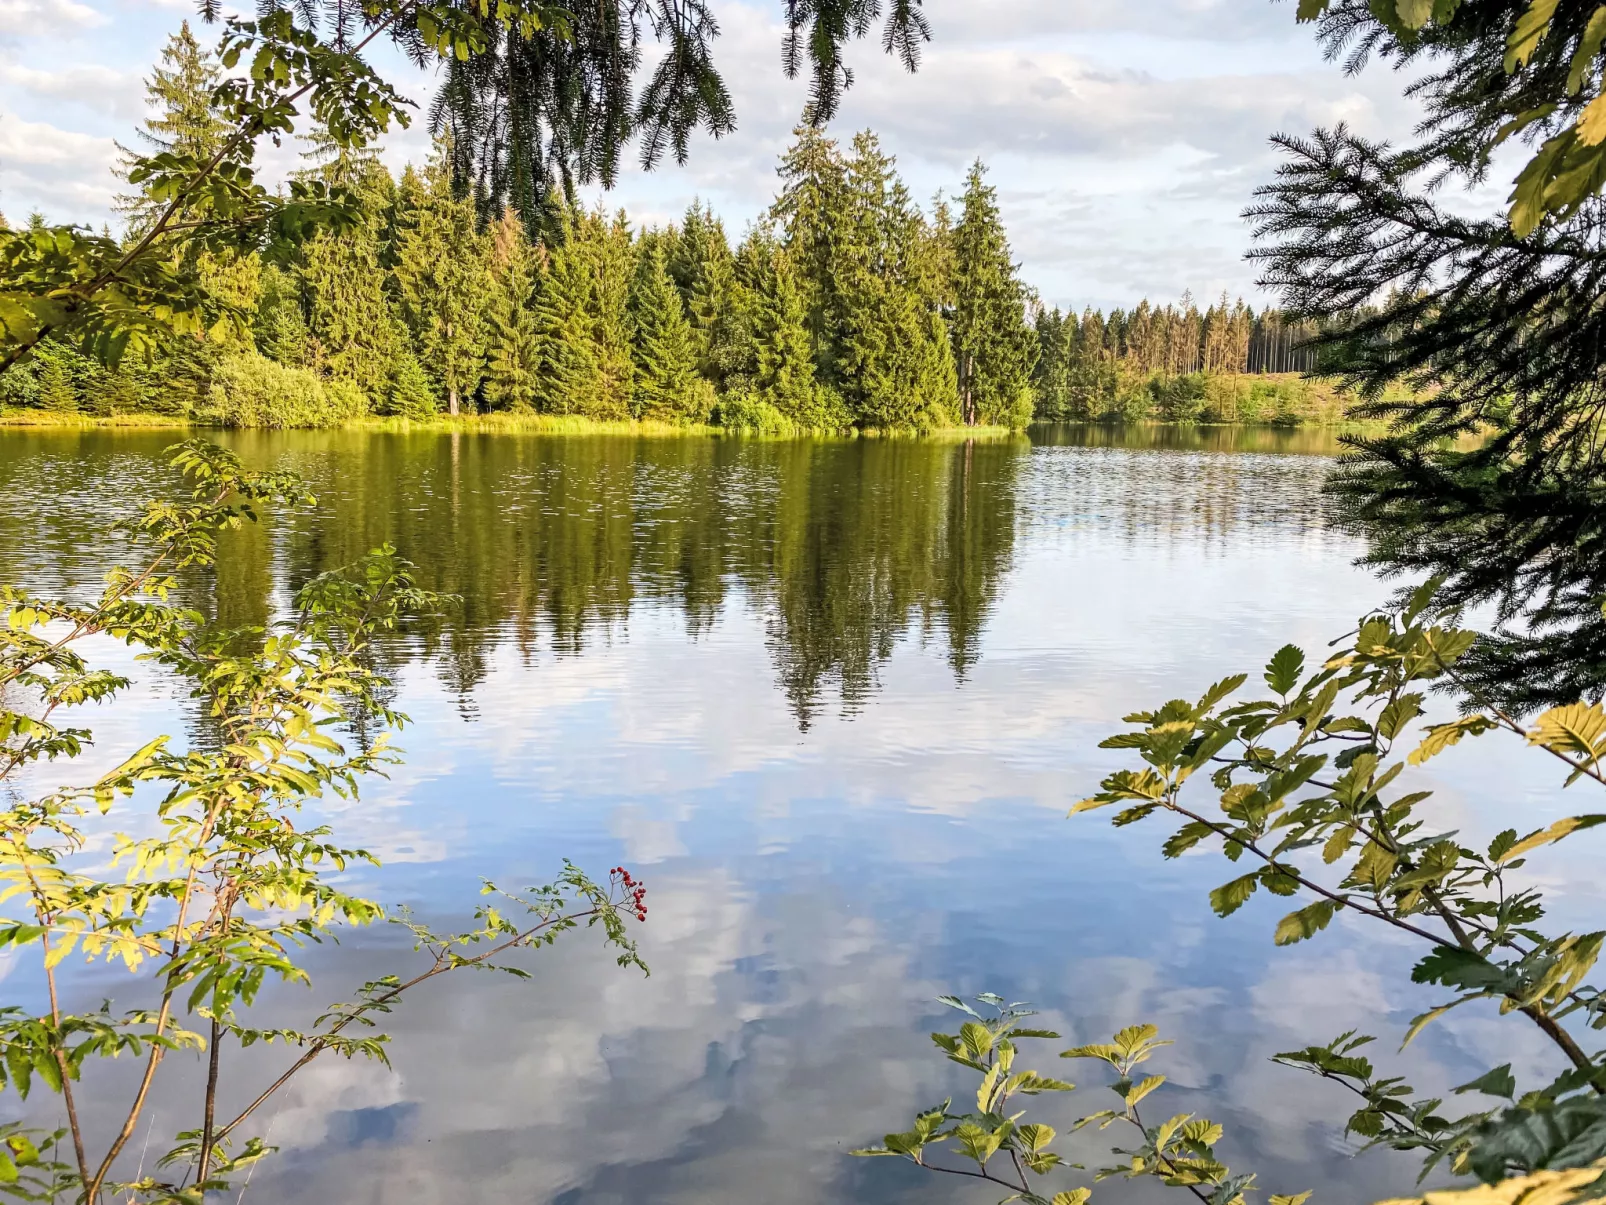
xmin=448 ymin=384 xmax=460 ymax=416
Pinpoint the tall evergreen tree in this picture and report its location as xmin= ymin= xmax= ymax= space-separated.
xmin=629 ymin=241 xmax=706 ymax=422
xmin=831 ymin=131 xmax=956 ymax=429
xmin=393 ymin=157 xmax=491 ymax=414
xmin=751 ymin=247 xmax=836 ymax=426
xmin=298 ymin=158 xmax=398 ymax=404
xmin=482 ymin=208 xmax=541 ymax=411
xmin=772 ymin=126 xmax=849 ymax=379
xmin=948 ymin=161 xmax=1036 ymax=426
xmin=115 ymin=22 xmax=230 ymax=230
xmin=531 ymin=204 xmax=605 ymax=415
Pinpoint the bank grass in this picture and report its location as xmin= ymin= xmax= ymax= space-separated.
xmin=350 ymin=412 xmax=721 ymax=437
xmin=0 ymin=409 xmax=191 ymax=428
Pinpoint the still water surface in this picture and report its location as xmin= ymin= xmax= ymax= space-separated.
xmin=0 ymin=425 xmax=1590 ymax=1204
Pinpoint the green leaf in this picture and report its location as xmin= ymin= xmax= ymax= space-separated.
xmin=1506 ymin=0 xmax=1562 ymax=73
xmin=1499 ymin=815 xmax=1606 ymax=862
xmin=1396 ymin=0 xmax=1434 ymax=28
xmin=1295 ymin=0 xmax=1333 ymax=19
xmin=1052 ymin=1192 xmax=1092 ymax=1205
xmin=1454 ymin=1064 xmax=1516 ymax=1099
xmin=1273 ymin=900 xmax=1336 ymax=946
xmin=1265 ymin=644 xmax=1305 ymax=696
xmin=1411 ymin=945 xmax=1508 ymax=991
xmin=1270 ymin=1193 xmax=1313 ymax=1205
xmin=1402 ymin=997 xmax=1478 ymax=1048
xmin=1209 ymin=873 xmax=1260 ymax=918
xmin=1123 ymin=1073 xmax=1165 ymax=1108
xmin=1410 ymin=714 xmax=1497 ymax=764
xmin=1197 ymin=673 xmax=1247 ymax=713
xmin=1509 ymin=131 xmax=1574 ymax=236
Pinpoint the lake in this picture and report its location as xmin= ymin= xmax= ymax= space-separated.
xmin=0 ymin=425 xmax=1589 ymax=1205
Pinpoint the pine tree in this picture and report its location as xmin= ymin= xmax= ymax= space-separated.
xmin=255 ymin=264 xmax=311 ymax=366
xmin=386 ymin=354 xmax=439 ymax=418
xmin=482 ymin=208 xmax=541 ymax=411
xmin=629 ymin=241 xmax=707 ymax=422
xmin=36 ymin=351 xmax=78 ymax=412
xmin=831 ymin=131 xmax=956 ymax=429
xmin=115 ymin=22 xmax=230 ymax=230
xmin=948 ymin=160 xmax=1036 ymax=426
xmin=392 ymin=156 xmax=491 ymax=414
xmin=772 ymin=125 xmax=849 ymax=378
xmin=751 ymin=248 xmax=835 ymax=425
xmin=531 ymin=205 xmax=605 ymax=416
xmin=299 ymin=160 xmax=397 ymax=404
xmin=581 ymin=208 xmax=637 ymax=419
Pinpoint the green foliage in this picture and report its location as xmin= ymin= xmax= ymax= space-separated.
xmin=629 ymin=240 xmax=710 ymax=422
xmin=384 ymin=353 xmax=439 ymax=419
xmin=949 ymin=161 xmax=1036 ymax=428
xmin=298 ymin=163 xmax=398 ymax=403
xmin=858 ymin=995 xmax=1294 ymax=1205
xmin=34 ymin=350 xmax=79 ymax=413
xmin=0 ymin=441 xmax=647 ymax=1202
xmin=482 ymin=208 xmax=541 ymax=412
xmin=199 ymin=351 xmax=367 ymax=428
xmin=1028 ymin=299 xmax=1330 ymax=424
xmin=1070 ymin=588 xmax=1606 ymax=1190
xmin=829 ymin=132 xmax=957 ymax=430
xmin=714 ymin=387 xmax=792 ymax=434
xmin=392 ymin=156 xmax=489 ymax=414
xmin=1291 ymin=0 xmax=1606 ymax=235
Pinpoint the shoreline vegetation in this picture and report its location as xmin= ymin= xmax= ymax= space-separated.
xmin=0 ymin=27 xmax=1365 ymax=440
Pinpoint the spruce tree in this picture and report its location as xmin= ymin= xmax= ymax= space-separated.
xmin=831 ymin=131 xmax=956 ymax=429
xmin=531 ymin=203 xmax=606 ymax=416
xmin=392 ymin=156 xmax=491 ymax=414
xmin=771 ymin=125 xmax=849 ymax=378
xmin=629 ymin=241 xmax=706 ymax=422
xmin=751 ymin=246 xmax=835 ymax=426
xmin=483 ymin=208 xmax=541 ymax=411
xmin=591 ymin=210 xmax=638 ymax=419
xmin=385 ymin=354 xmax=439 ymax=418
xmin=948 ymin=161 xmax=1035 ymax=426
xmin=115 ymin=22 xmax=230 ymax=230
xmin=36 ymin=351 xmax=78 ymax=412
xmin=298 ymin=159 xmax=398 ymax=405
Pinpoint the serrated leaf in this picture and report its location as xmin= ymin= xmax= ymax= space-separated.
xmin=1454 ymin=1064 xmax=1516 ymax=1099
xmin=1209 ymin=873 xmax=1260 ymax=918
xmin=1274 ymin=900 xmax=1336 ymax=946
xmin=1499 ymin=815 xmax=1606 ymax=862
xmin=1265 ymin=645 xmax=1305 ymax=696
xmin=1507 ymin=0 xmax=1563 ymax=73
xmin=1410 ymin=715 xmax=1497 ymax=765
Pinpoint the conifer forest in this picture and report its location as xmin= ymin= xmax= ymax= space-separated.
xmin=0 ymin=25 xmax=1335 ymax=433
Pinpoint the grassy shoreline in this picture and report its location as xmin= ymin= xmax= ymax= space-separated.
xmin=0 ymin=410 xmax=1028 ymax=438
xmin=0 ymin=408 xmax=1373 ymax=438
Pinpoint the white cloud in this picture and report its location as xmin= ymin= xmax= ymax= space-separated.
xmin=0 ymin=0 xmax=105 ymax=36
xmin=0 ymin=62 xmax=143 ymax=119
xmin=0 ymin=112 xmax=119 ymax=218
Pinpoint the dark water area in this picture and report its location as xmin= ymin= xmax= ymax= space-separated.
xmin=0 ymin=425 xmax=1589 ymax=1204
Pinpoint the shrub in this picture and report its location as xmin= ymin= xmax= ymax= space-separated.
xmin=716 ymin=386 xmax=793 ymax=434
xmin=201 ymin=352 xmax=369 ymax=428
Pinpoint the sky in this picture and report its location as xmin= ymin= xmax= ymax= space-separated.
xmin=0 ymin=0 xmax=1496 ymax=311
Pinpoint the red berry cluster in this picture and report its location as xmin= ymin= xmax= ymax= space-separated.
xmin=610 ymin=867 xmax=648 ymax=922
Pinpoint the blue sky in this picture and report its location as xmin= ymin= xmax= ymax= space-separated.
xmin=0 ymin=0 xmax=1494 ymax=310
